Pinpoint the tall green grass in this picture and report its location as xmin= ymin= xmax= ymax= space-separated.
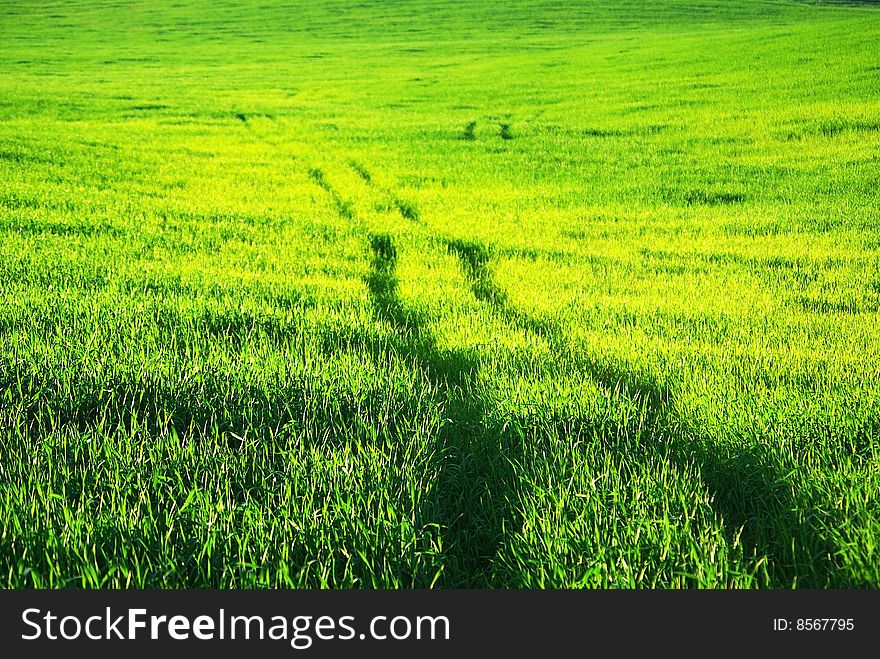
xmin=1 ymin=0 xmax=879 ymax=587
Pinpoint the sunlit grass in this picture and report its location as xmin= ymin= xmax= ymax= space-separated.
xmin=1 ymin=0 xmax=879 ymax=588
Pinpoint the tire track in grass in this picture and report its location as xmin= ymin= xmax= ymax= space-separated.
xmin=445 ymin=237 xmax=664 ymax=406
xmin=365 ymin=232 xmax=523 ymax=585
xmin=350 ymin=163 xmax=525 ymax=582
xmin=307 ymin=161 xmax=523 ymax=585
xmin=304 ymin=158 xmax=841 ymax=586
xmin=347 ymin=160 xmax=423 ymax=226
xmin=445 ymin=237 xmax=842 ymax=586
xmin=307 ymin=167 xmax=355 ymax=221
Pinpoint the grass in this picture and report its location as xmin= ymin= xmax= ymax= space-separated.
xmin=1 ymin=0 xmax=879 ymax=588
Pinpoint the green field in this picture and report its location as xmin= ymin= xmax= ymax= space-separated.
xmin=1 ymin=0 xmax=879 ymax=588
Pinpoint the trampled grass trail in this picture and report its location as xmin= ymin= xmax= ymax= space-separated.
xmin=303 ymin=147 xmax=863 ymax=586
xmin=1 ymin=0 xmax=879 ymax=588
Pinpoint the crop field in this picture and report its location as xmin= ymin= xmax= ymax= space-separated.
xmin=1 ymin=0 xmax=879 ymax=588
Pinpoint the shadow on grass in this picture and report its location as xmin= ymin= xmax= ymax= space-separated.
xmin=366 ymin=232 xmax=522 ymax=586
xmin=445 ymin=237 xmax=844 ymax=587
xmin=1 ymin=327 xmax=446 ymax=588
